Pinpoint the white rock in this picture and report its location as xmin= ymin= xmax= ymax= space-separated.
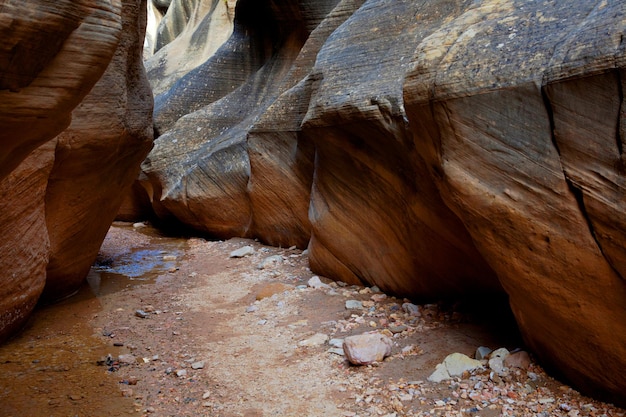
xmin=428 ymin=353 xmax=483 ymax=382
xmin=329 ymin=338 xmax=344 ymax=348
xmin=256 ymin=255 xmax=282 ymax=269
xmin=488 ymin=347 xmax=510 ymax=375
xmin=229 ymin=246 xmax=254 ymax=258
xmin=343 ymin=332 xmax=393 ymax=365
xmin=345 ymin=300 xmax=364 ymax=310
xmin=176 ymin=369 xmax=187 ymax=377
xmin=307 ymin=276 xmax=330 ymax=289
xmin=475 ymin=346 xmax=492 ymax=360
xmin=191 ymin=361 xmax=205 ymax=369
xmin=298 ymin=333 xmax=329 ymax=347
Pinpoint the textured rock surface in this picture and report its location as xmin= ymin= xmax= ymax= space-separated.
xmin=43 ymin=0 xmax=154 ymax=301
xmin=139 ymin=0 xmax=626 ymax=404
xmin=403 ymin=0 xmax=626 ymax=405
xmin=0 ymin=0 xmax=122 ymax=179
xmin=0 ymin=0 xmax=151 ymax=337
xmin=0 ymin=142 xmax=56 ymax=342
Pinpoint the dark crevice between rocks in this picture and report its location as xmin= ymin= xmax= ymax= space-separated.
xmin=541 ymin=84 xmax=625 ymax=282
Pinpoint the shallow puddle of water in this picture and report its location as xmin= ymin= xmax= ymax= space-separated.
xmin=0 ymin=225 xmax=188 ymax=417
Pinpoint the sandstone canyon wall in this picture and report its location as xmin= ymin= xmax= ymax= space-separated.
xmin=139 ymin=0 xmax=626 ymax=405
xmin=0 ymin=0 xmax=152 ymax=339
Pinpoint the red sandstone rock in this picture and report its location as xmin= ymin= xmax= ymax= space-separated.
xmin=43 ymin=0 xmax=153 ymax=301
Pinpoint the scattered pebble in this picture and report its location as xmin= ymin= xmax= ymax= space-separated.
xmin=308 ymin=276 xmax=331 ymax=289
xmin=345 ymin=300 xmax=364 ymax=310
xmin=135 ymin=309 xmax=149 ymax=318
xmin=299 ymin=333 xmax=329 ymax=347
xmin=229 ymin=246 xmax=254 ymax=258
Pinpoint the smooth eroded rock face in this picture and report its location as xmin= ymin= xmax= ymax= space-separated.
xmin=0 ymin=142 xmax=56 ymax=342
xmin=137 ymin=0 xmax=626 ymax=405
xmin=0 ymin=0 xmax=152 ymax=338
xmin=43 ymin=0 xmax=154 ymax=301
xmin=0 ymin=0 xmax=123 ymax=179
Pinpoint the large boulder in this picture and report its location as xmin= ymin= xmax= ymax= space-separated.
xmin=139 ymin=0 xmax=626 ymax=405
xmin=403 ymin=0 xmax=626 ymax=405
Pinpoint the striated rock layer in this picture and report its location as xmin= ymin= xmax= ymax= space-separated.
xmin=137 ymin=0 xmax=626 ymax=405
xmin=0 ymin=0 xmax=152 ymax=338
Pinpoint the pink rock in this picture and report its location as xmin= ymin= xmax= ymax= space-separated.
xmin=504 ymin=351 xmax=532 ymax=370
xmin=343 ymin=332 xmax=393 ymax=365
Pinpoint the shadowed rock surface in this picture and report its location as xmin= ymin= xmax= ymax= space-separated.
xmin=0 ymin=0 xmax=152 ymax=338
xmin=138 ymin=0 xmax=626 ymax=405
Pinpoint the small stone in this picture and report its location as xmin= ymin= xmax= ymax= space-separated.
xmin=488 ymin=347 xmax=510 ymax=375
xmin=371 ymin=293 xmax=387 ymax=302
xmin=475 ymin=346 xmax=492 ymax=360
xmin=307 ymin=276 xmax=331 ymax=289
xmin=191 ymin=361 xmax=205 ymax=369
xmin=68 ymin=394 xmax=82 ymax=401
xmin=132 ymin=222 xmax=147 ymax=229
xmin=246 ymin=305 xmax=259 ymax=313
xmin=345 ymin=300 xmax=364 ymax=310
xmin=327 ymin=347 xmax=345 ymax=356
xmin=299 ymin=333 xmax=329 ymax=347
xmin=257 ymin=255 xmax=283 ymax=269
xmin=176 ymin=369 xmax=187 ymax=377
xmin=162 ymin=255 xmax=177 ymax=261
xmin=135 ymin=309 xmax=149 ymax=318
xmin=504 ymin=350 xmax=531 ymax=370
xmin=202 ymin=391 xmax=211 ymax=400
xmin=343 ymin=332 xmax=393 ymax=365
xmin=428 ymin=353 xmax=483 ymax=383
xmin=328 ymin=338 xmax=344 ymax=348
xmin=229 ymin=246 xmax=254 ymax=258
xmin=402 ymin=303 xmax=420 ymax=316
xmin=389 ymin=325 xmax=408 ymax=334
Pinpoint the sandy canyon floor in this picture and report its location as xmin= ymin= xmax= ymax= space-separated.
xmin=0 ymin=223 xmax=624 ymax=417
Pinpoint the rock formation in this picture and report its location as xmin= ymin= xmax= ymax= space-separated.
xmin=43 ymin=0 xmax=154 ymax=301
xmin=0 ymin=0 xmax=152 ymax=338
xmin=403 ymin=0 xmax=626 ymax=404
xmin=138 ymin=0 xmax=626 ymax=405
xmin=0 ymin=0 xmax=122 ymax=180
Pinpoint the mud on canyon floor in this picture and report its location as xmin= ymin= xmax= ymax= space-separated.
xmin=0 ymin=222 xmax=624 ymax=417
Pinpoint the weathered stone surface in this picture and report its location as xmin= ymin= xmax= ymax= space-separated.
xmin=343 ymin=332 xmax=393 ymax=365
xmin=0 ymin=142 xmax=55 ymax=342
xmin=139 ymin=0 xmax=626 ymax=405
xmin=0 ymin=0 xmax=122 ymax=180
xmin=42 ymin=0 xmax=153 ymax=301
xmin=403 ymin=0 xmax=626 ymax=405
xmin=0 ymin=0 xmax=151 ymax=345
